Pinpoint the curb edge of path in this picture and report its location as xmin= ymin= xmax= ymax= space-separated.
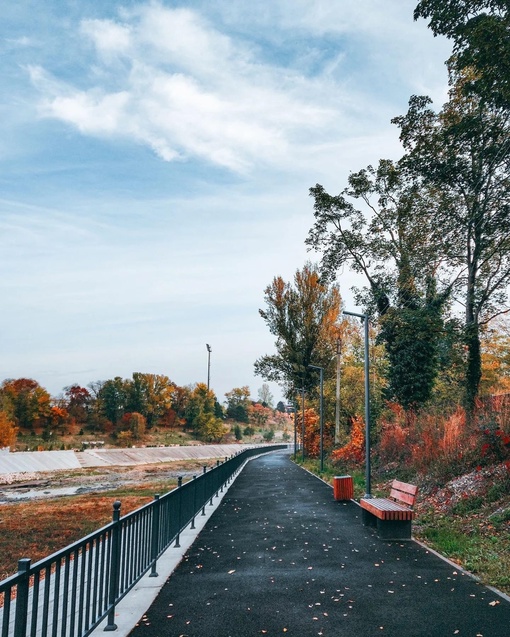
xmin=292 ymin=456 xmax=510 ymax=605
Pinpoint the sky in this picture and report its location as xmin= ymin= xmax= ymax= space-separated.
xmin=0 ymin=0 xmax=452 ymax=405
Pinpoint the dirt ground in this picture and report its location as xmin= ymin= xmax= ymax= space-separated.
xmin=0 ymin=459 xmax=218 ymax=503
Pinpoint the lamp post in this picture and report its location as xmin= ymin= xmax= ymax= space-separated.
xmin=206 ymin=344 xmax=212 ymax=390
xmin=335 ymin=338 xmax=342 ymax=445
xmin=308 ymin=364 xmax=324 ymax=473
xmin=343 ymin=310 xmax=371 ymax=498
xmin=293 ymin=399 xmax=298 ymax=459
xmin=300 ymin=387 xmax=306 ymax=462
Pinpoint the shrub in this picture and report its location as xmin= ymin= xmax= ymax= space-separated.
xmin=331 ymin=415 xmax=365 ymax=465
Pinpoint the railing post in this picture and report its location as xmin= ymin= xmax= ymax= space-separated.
xmin=175 ymin=477 xmax=182 ymax=548
xmin=202 ymin=467 xmax=207 ymax=515
xmin=149 ymin=494 xmax=160 ymax=577
xmin=191 ymin=476 xmax=197 ymax=529
xmin=14 ymin=558 xmax=31 ymax=637
xmin=104 ymin=501 xmax=121 ymax=632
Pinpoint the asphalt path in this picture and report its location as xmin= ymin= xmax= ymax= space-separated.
xmin=128 ymin=450 xmax=510 ymax=637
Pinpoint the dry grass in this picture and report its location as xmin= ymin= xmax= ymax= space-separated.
xmin=0 ymin=458 xmax=222 ymax=581
xmin=0 ymin=480 xmax=177 ymax=581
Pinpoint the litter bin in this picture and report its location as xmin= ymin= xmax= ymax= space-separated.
xmin=333 ymin=475 xmax=353 ymax=501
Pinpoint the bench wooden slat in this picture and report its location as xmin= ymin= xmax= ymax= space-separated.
xmin=360 ymin=497 xmax=415 ymax=521
xmin=393 ymin=480 xmax=418 ymax=496
xmin=389 ymin=488 xmax=415 ymax=506
xmin=360 ymin=480 xmax=418 ymax=522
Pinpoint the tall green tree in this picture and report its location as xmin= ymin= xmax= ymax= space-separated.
xmin=393 ymin=69 xmax=510 ymax=409
xmin=307 ymin=160 xmax=449 ymax=410
xmin=224 ymin=386 xmax=251 ymax=422
xmin=97 ymin=377 xmax=129 ymax=425
xmin=127 ymin=373 xmax=174 ymax=428
xmin=254 ymin=262 xmax=342 ymax=399
xmin=414 ymin=0 xmax=510 ymax=108
xmin=185 ymin=383 xmax=224 ymax=441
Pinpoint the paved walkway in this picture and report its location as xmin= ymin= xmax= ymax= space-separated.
xmin=127 ymin=450 xmax=510 ymax=637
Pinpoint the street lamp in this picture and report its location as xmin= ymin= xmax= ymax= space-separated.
xmin=206 ymin=344 xmax=212 ymax=390
xmin=293 ymin=399 xmax=298 ymax=459
xmin=343 ymin=310 xmax=371 ymax=498
xmin=296 ymin=387 xmax=306 ymax=461
xmin=308 ymin=364 xmax=324 ymax=473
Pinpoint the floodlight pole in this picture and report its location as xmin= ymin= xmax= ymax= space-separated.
xmin=343 ymin=311 xmax=371 ymax=498
xmin=308 ymin=364 xmax=324 ymax=473
xmin=206 ymin=344 xmax=212 ymax=390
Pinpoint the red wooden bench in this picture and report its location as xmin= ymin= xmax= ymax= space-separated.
xmin=360 ymin=480 xmax=418 ymax=540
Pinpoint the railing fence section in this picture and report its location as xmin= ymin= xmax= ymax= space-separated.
xmin=0 ymin=445 xmax=287 ymax=637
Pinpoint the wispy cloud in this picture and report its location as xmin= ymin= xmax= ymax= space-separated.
xmin=0 ymin=0 xmax=452 ymax=399
xmin=28 ymin=3 xmax=346 ymax=173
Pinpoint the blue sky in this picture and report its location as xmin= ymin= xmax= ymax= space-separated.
xmin=0 ymin=1 xmax=452 ymax=404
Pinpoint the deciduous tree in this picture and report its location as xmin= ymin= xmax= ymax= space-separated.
xmin=393 ymin=69 xmax=510 ymax=409
xmin=307 ymin=160 xmax=449 ymax=410
xmin=96 ymin=377 xmax=129 ymax=425
xmin=225 ymin=386 xmax=251 ymax=423
xmin=255 ymin=263 xmax=342 ymax=398
xmin=63 ymin=385 xmax=91 ymax=424
xmin=414 ymin=0 xmax=510 ymax=108
xmin=127 ymin=373 xmax=174 ymax=428
xmin=0 ymin=411 xmax=18 ymax=448
xmin=257 ymin=383 xmax=274 ymax=408
xmin=186 ymin=383 xmax=224 ymax=441
xmin=0 ymin=378 xmax=51 ymax=429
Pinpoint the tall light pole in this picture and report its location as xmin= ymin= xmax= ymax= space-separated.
xmin=300 ymin=387 xmax=306 ymax=462
xmin=308 ymin=364 xmax=324 ymax=473
xmin=335 ymin=338 xmax=342 ymax=445
xmin=206 ymin=344 xmax=212 ymax=390
xmin=343 ymin=311 xmax=371 ymax=497
xmin=293 ymin=398 xmax=298 ymax=459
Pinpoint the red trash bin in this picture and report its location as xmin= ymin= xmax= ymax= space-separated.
xmin=333 ymin=475 xmax=354 ymax=501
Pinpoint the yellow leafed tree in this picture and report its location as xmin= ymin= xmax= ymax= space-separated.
xmin=0 ymin=411 xmax=18 ymax=449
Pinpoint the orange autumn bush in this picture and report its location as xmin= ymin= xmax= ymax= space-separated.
xmin=331 ymin=415 xmax=365 ymax=465
xmin=299 ymin=408 xmax=320 ymax=457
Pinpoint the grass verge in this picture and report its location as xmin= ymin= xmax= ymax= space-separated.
xmin=414 ymin=506 xmax=510 ymax=595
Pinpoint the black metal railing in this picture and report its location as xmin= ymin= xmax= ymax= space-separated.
xmin=0 ymin=445 xmax=286 ymax=637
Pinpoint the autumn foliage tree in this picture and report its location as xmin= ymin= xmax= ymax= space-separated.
xmin=0 ymin=378 xmax=51 ymax=429
xmin=297 ymin=408 xmax=334 ymax=459
xmin=0 ymin=411 xmax=18 ymax=449
xmin=225 ymin=386 xmax=251 ymax=423
xmin=255 ymin=262 xmax=342 ymax=399
xmin=186 ymin=383 xmax=225 ymax=442
xmin=119 ymin=412 xmax=147 ymax=440
xmin=63 ymin=385 xmax=91 ymax=424
xmin=331 ymin=415 xmax=365 ymax=465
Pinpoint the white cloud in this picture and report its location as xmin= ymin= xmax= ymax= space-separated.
xmin=1 ymin=0 xmax=453 ymax=401
xmin=80 ymin=19 xmax=132 ymax=60
xmin=27 ymin=3 xmax=379 ymax=173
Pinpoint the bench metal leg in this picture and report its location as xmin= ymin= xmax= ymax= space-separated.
xmin=376 ymin=518 xmax=412 ymax=540
xmin=361 ymin=508 xmax=377 ymax=527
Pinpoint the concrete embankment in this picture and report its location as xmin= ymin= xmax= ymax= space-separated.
xmin=0 ymin=444 xmax=267 ymax=481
